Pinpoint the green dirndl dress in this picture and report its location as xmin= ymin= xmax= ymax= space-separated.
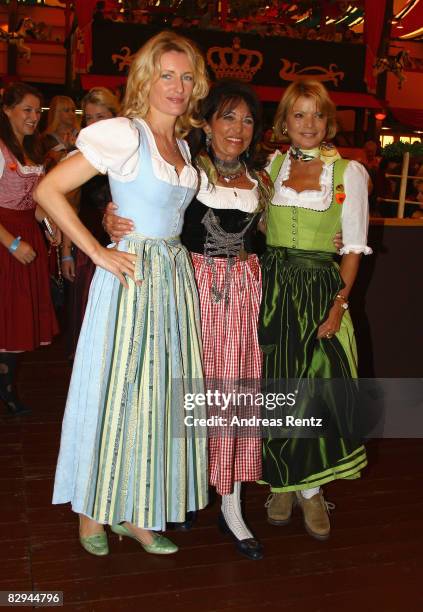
xmin=258 ymin=154 xmax=367 ymax=492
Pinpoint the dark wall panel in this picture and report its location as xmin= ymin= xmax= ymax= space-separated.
xmin=352 ymin=224 xmax=422 ymax=377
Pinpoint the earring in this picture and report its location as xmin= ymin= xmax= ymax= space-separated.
xmin=282 ymin=125 xmax=288 ymax=135
xmin=245 ymin=146 xmax=250 ymax=160
xmin=205 ymin=132 xmax=212 ymax=151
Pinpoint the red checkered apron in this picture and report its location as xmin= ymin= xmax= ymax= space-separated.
xmin=191 ymin=252 xmax=263 ymax=495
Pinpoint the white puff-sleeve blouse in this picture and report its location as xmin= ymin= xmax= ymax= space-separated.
xmin=196 ymin=168 xmax=260 ymax=213
xmin=75 ymin=117 xmax=197 ymax=189
xmin=340 ymin=161 xmax=373 ymax=255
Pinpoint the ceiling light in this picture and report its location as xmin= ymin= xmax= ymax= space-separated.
xmin=400 ymin=26 xmax=423 ymax=38
xmin=395 ymin=0 xmax=419 ymax=20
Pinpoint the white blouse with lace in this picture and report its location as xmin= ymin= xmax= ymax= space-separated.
xmin=0 ymin=150 xmax=44 ymax=178
xmin=196 ymin=168 xmax=259 ymax=213
xmin=75 ymin=117 xmax=198 ymax=190
xmin=267 ymin=151 xmax=372 ymax=255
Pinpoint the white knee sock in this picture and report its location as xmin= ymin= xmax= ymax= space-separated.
xmin=301 ymin=486 xmax=320 ymax=500
xmin=221 ymin=481 xmax=253 ymax=541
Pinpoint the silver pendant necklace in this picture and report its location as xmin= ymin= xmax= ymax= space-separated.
xmin=214 ymin=155 xmax=244 ymax=183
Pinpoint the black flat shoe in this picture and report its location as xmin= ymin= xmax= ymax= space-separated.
xmin=167 ymin=511 xmax=197 ymax=531
xmin=217 ymin=512 xmax=263 ymax=560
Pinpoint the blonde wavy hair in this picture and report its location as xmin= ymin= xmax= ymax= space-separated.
xmin=81 ymin=87 xmax=121 ymax=117
xmin=122 ymin=31 xmax=209 ymax=137
xmin=45 ymin=95 xmax=77 ymax=134
xmin=273 ymin=80 xmax=337 ymax=141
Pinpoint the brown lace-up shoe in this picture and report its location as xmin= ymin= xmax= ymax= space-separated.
xmin=295 ymin=491 xmax=333 ymax=540
xmin=265 ymin=492 xmax=296 ymax=525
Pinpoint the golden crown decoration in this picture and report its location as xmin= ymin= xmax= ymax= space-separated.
xmin=207 ymin=37 xmax=263 ymax=82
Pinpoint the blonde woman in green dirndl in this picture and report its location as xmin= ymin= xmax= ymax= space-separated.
xmin=260 ymin=80 xmax=372 ymax=540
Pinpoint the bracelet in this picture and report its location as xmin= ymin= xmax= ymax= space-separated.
xmin=334 ymin=293 xmax=348 ymax=302
xmin=8 ymin=236 xmax=22 ymax=253
xmin=334 ymin=293 xmax=349 ymax=311
xmin=61 ymin=255 xmax=74 ymax=262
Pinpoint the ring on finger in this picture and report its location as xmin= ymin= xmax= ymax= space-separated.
xmin=325 ymin=332 xmax=333 ymax=339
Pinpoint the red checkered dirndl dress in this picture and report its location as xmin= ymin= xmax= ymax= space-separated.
xmin=191 ymin=252 xmax=263 ymax=495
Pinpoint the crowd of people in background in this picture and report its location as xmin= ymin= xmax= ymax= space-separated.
xmin=92 ymin=0 xmax=364 ymax=44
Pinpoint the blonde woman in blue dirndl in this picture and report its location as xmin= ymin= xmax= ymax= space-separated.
xmin=34 ymin=31 xmax=209 ymax=556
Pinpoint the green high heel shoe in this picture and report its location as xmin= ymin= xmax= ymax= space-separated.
xmin=111 ymin=523 xmax=178 ymax=555
xmin=78 ymin=516 xmax=109 ymax=556
xmin=79 ymin=531 xmax=109 ymax=556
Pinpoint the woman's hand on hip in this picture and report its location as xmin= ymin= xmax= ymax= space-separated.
xmin=333 ymin=231 xmax=343 ymax=252
xmin=11 ymin=240 xmax=37 ymax=265
xmin=103 ymin=202 xmax=134 ymax=244
xmin=91 ymin=245 xmax=137 ymax=288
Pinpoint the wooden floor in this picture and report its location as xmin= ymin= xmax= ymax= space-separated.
xmin=1 ymin=336 xmax=423 ymax=612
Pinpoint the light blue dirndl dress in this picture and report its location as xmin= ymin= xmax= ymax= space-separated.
xmin=53 ymin=118 xmax=208 ymax=530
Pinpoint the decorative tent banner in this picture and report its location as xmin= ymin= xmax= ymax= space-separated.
xmin=89 ymin=22 xmax=367 ymax=94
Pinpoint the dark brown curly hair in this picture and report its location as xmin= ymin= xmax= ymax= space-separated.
xmin=0 ymin=82 xmax=44 ymax=165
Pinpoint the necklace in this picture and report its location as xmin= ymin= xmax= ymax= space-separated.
xmin=156 ymin=134 xmax=179 ymax=157
xmin=146 ymin=121 xmax=180 ymax=159
xmin=217 ymin=168 xmax=245 ymax=183
xmin=213 ymin=155 xmax=244 ymax=183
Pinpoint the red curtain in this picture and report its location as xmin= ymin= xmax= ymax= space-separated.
xmin=364 ymin=0 xmax=387 ymax=93
xmin=72 ymin=0 xmax=97 ymax=76
xmin=74 ymin=0 xmax=97 ymax=29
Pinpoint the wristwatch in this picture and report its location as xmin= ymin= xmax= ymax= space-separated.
xmin=334 ymin=293 xmax=349 ymax=310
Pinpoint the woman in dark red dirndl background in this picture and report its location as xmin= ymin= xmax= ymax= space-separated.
xmin=0 ymin=83 xmax=59 ymax=416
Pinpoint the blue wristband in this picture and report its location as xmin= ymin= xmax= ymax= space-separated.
xmin=8 ymin=236 xmax=22 ymax=253
xmin=61 ymin=255 xmax=74 ymax=262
